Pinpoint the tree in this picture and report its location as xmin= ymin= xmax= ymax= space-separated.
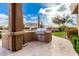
xmin=52 ymin=16 xmax=62 ymax=26
xmin=52 ymin=15 xmax=72 ymax=26
xmin=52 ymin=14 xmax=72 ymax=31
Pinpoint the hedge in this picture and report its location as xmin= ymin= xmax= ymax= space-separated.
xmin=67 ymin=27 xmax=79 ymax=54
xmin=71 ymin=35 xmax=79 ymax=54
xmin=67 ymin=27 xmax=78 ymax=39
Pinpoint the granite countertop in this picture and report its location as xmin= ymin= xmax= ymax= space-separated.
xmin=1 ymin=29 xmax=52 ymax=35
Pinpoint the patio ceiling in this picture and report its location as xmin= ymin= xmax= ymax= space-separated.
xmin=71 ymin=3 xmax=78 ymax=14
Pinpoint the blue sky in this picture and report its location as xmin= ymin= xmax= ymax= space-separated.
xmin=0 ymin=3 xmax=77 ymax=26
xmin=0 ymin=3 xmax=49 ymax=26
xmin=0 ymin=3 xmax=47 ymax=16
xmin=22 ymin=3 xmax=47 ymax=16
xmin=22 ymin=3 xmax=49 ymax=24
xmin=0 ymin=3 xmax=8 ymax=15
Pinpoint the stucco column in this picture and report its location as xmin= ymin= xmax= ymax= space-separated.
xmin=8 ymin=3 xmax=24 ymax=51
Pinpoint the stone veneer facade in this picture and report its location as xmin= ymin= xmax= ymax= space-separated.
xmin=2 ymin=3 xmax=24 ymax=51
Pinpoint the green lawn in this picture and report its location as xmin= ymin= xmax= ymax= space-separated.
xmin=52 ymin=32 xmax=67 ymax=38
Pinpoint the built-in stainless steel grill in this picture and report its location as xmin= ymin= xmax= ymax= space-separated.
xmin=36 ymin=28 xmax=46 ymax=41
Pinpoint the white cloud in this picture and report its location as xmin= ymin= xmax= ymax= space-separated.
xmin=39 ymin=3 xmax=71 ymax=23
xmin=23 ymin=17 xmax=27 ymax=24
xmin=0 ymin=14 xmax=28 ymax=26
xmin=0 ymin=14 xmax=8 ymax=20
xmin=0 ymin=14 xmax=8 ymax=26
xmin=27 ymin=15 xmax=31 ymax=17
xmin=39 ymin=8 xmax=47 ymax=14
xmin=31 ymin=16 xmax=37 ymax=20
xmin=39 ymin=3 xmax=71 ymax=15
xmin=23 ymin=15 xmax=38 ymax=25
xmin=0 ymin=20 xmax=8 ymax=26
xmin=42 ymin=3 xmax=60 ymax=7
xmin=23 ymin=15 xmax=27 ymax=18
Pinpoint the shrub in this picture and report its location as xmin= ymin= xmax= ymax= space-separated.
xmin=71 ymin=35 xmax=79 ymax=48
xmin=66 ymin=26 xmax=79 ymax=54
xmin=71 ymin=35 xmax=79 ymax=54
xmin=67 ymin=27 xmax=78 ymax=39
xmin=59 ymin=25 xmax=65 ymax=32
xmin=0 ymin=26 xmax=3 ymax=30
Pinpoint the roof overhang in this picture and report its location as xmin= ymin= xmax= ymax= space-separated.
xmin=71 ymin=4 xmax=78 ymax=14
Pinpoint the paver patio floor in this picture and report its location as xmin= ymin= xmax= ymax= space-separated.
xmin=0 ymin=36 xmax=78 ymax=56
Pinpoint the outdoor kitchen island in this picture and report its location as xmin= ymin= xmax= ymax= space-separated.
xmin=23 ymin=30 xmax=52 ymax=43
